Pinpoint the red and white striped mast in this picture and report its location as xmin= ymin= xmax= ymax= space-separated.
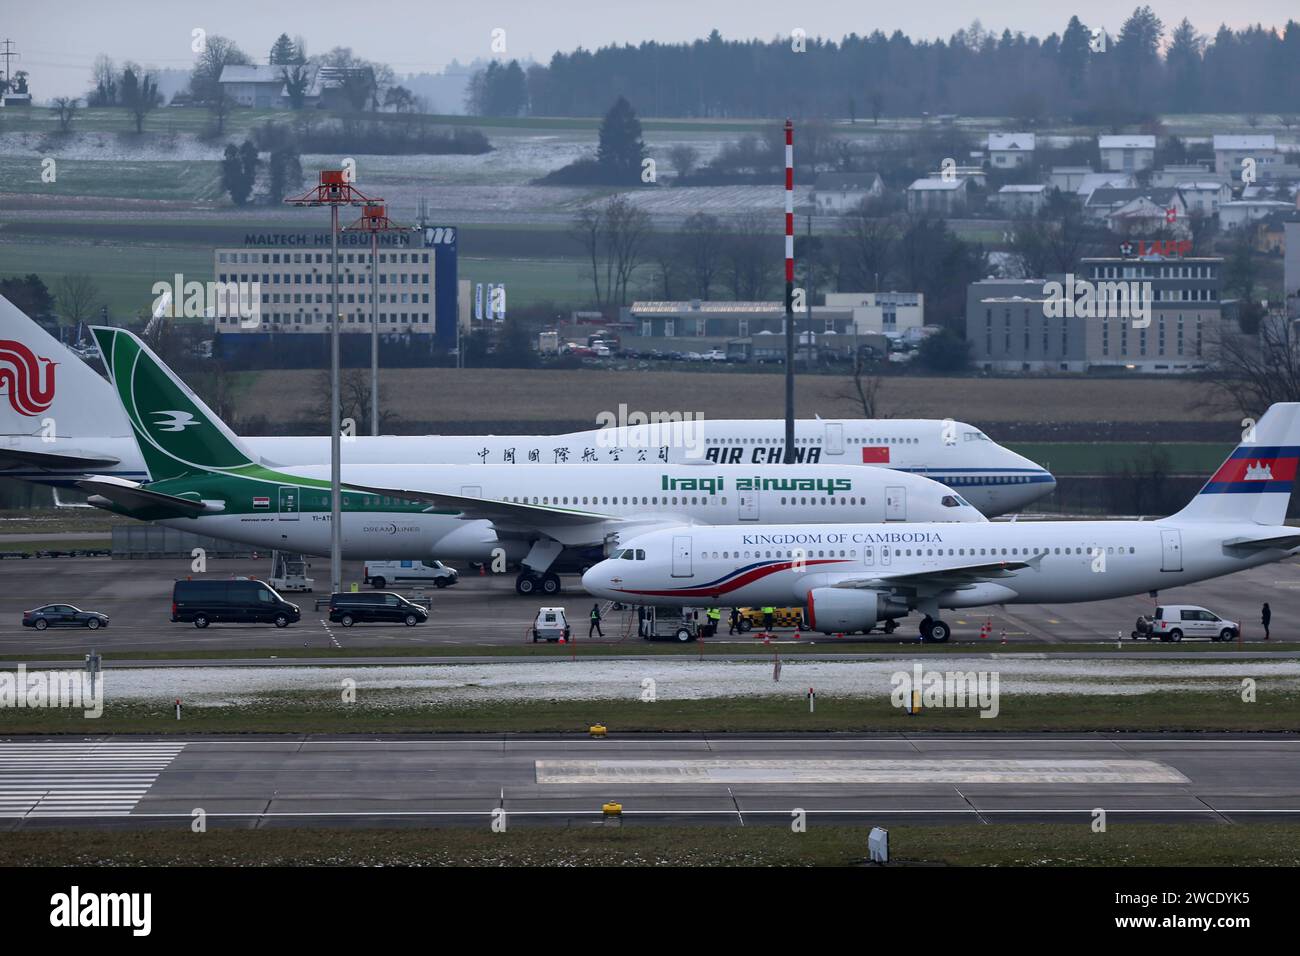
xmin=783 ymin=118 xmax=796 ymax=464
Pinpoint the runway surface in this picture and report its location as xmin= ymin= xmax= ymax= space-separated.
xmin=1 ymin=555 xmax=1298 ymax=655
xmin=2 ymin=733 xmax=1298 ymax=829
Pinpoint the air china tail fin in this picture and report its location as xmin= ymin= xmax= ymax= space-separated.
xmin=1173 ymin=403 xmax=1300 ymax=525
xmin=0 ymin=294 xmax=129 ymax=439
xmin=90 ymin=326 xmax=256 ymax=481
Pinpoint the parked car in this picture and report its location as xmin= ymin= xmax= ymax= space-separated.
xmin=328 ymin=591 xmax=428 ymax=627
xmin=22 ymin=604 xmax=109 ymax=631
xmin=702 ymin=349 xmax=727 ymax=362
xmin=1137 ymin=605 xmax=1240 ymax=642
xmin=171 ymin=578 xmax=300 ymax=629
xmin=364 ymin=559 xmax=458 ymax=589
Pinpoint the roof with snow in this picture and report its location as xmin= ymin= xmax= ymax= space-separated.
xmin=1213 ymin=135 xmax=1276 ymax=151
xmin=988 ymin=133 xmax=1036 ymax=152
xmin=1098 ymin=135 xmax=1156 ymax=150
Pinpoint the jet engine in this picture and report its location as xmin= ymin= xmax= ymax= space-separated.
xmin=805 ymin=588 xmax=909 ymax=633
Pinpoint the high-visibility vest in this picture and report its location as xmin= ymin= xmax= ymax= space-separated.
xmin=707 ymin=608 xmax=720 ymax=621
xmin=762 ymin=607 xmax=775 ymax=615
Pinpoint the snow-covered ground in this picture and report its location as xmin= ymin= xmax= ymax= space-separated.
xmin=83 ymin=657 xmax=1300 ymax=710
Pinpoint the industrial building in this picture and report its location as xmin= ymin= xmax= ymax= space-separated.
xmin=966 ymin=255 xmax=1231 ymax=373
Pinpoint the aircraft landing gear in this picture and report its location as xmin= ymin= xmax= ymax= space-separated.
xmin=515 ymin=571 xmax=562 ymax=595
xmin=919 ymin=616 xmax=951 ymax=642
xmin=883 ymin=619 xmax=899 ymax=635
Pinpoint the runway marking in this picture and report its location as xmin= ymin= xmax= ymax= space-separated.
xmin=0 ymin=742 xmax=185 ymax=817
xmin=534 ymin=758 xmax=1190 ymax=785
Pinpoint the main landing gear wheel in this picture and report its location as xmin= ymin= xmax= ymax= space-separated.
xmin=540 ymin=572 xmax=561 ymax=595
xmin=515 ymin=573 xmax=538 ymax=595
xmin=926 ymin=620 xmax=951 ymax=643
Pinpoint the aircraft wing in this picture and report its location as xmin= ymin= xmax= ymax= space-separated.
xmin=1223 ymin=534 xmax=1300 ymax=552
xmin=345 ymin=483 xmax=619 ymax=528
xmin=829 ymin=556 xmax=1036 ymax=591
xmin=77 ymin=475 xmax=212 ymax=517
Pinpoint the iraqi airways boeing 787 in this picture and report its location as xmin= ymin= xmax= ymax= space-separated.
xmin=81 ymin=327 xmax=984 ymax=595
xmin=583 ymin=403 xmax=1300 ymax=641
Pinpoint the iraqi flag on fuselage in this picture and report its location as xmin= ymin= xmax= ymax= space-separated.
xmin=252 ymin=496 xmax=270 ymax=509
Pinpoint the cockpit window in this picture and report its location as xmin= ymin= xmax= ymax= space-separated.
xmin=614 ymin=548 xmax=646 ymax=560
xmin=941 ymin=495 xmax=962 ymax=508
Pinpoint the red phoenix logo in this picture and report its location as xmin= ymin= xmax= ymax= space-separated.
xmin=0 ymin=340 xmax=57 ymax=416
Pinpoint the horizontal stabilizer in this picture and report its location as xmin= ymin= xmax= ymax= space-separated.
xmin=1222 ymin=534 xmax=1300 ymax=552
xmin=0 ymin=446 xmax=122 ymax=471
xmin=77 ymin=475 xmax=212 ymax=517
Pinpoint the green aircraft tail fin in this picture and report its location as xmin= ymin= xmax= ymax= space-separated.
xmin=90 ymin=327 xmax=256 ymax=481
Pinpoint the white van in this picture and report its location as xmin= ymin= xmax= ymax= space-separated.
xmin=363 ymin=560 xmax=459 ymax=590
xmin=1148 ymin=605 xmax=1240 ymax=642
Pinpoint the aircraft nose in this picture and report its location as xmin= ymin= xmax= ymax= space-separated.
xmin=581 ymin=562 xmax=610 ymax=596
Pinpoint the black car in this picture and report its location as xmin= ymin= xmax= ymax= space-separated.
xmin=172 ymin=578 xmax=300 ymax=629
xmin=22 ymin=604 xmax=109 ymax=631
xmin=328 ymin=591 xmax=428 ymax=627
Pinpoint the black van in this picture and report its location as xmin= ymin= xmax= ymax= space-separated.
xmin=172 ymin=578 xmax=301 ymax=629
xmin=328 ymin=591 xmax=428 ymax=627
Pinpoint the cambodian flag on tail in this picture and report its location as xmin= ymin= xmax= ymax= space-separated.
xmin=1175 ymin=404 xmax=1300 ymax=526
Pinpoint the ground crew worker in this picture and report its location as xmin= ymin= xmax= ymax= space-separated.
xmin=728 ymin=607 xmax=741 ymax=635
xmin=762 ymin=606 xmax=775 ymax=632
xmin=589 ymin=602 xmax=604 ymax=638
xmin=706 ymin=607 xmax=721 ymax=637
xmin=1262 ymin=602 xmax=1271 ymax=640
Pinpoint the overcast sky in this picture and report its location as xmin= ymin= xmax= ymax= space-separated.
xmin=7 ymin=0 xmax=1296 ymax=99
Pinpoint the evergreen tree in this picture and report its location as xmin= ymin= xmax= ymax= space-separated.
xmin=595 ymin=96 xmax=646 ymax=184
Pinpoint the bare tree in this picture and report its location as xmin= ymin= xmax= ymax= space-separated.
xmin=721 ymin=211 xmax=774 ymax=299
xmin=678 ymin=212 xmax=724 ymax=298
xmin=668 ymin=144 xmax=699 ymax=180
xmin=189 ymin=35 xmax=249 ymax=105
xmin=841 ymin=200 xmax=897 ymax=290
xmin=50 ymin=97 xmax=79 ymax=133
xmin=208 ymin=93 xmax=236 ymax=135
xmin=846 ymin=348 xmax=886 ymax=418
xmin=55 ymin=274 xmax=101 ymax=326
xmin=570 ymin=206 xmax=606 ymax=307
xmin=569 ymin=196 xmax=652 ymax=309
xmin=1199 ymin=315 xmax=1300 ymax=417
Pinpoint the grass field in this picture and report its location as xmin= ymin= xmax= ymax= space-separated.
xmin=0 ymin=156 xmax=223 ymax=200
xmin=3 ymin=823 xmax=1297 ymax=867
xmin=2 ymin=688 xmax=1295 ymax=735
xmin=1007 ymin=442 xmax=1234 ymax=475
xmin=0 ymin=240 xmax=213 ymax=319
xmin=237 ymin=367 xmax=1224 ymax=427
xmin=7 ymin=640 xmax=1296 ymax=663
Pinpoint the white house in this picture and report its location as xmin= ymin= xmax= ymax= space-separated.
xmin=1098 ymin=134 xmax=1156 ymax=173
xmin=1151 ymin=163 xmax=1223 ymax=188
xmin=992 ymin=184 xmax=1048 ymax=216
xmin=1085 ymin=188 xmax=1189 ymax=236
xmin=987 ymin=133 xmax=1036 ymax=168
xmin=1219 ymin=200 xmax=1294 ymax=231
xmin=217 ymin=64 xmax=294 ymax=108
xmin=1074 ymin=171 xmax=1136 ymax=201
xmin=1213 ymin=135 xmax=1278 ymax=179
xmin=812 ymin=172 xmax=884 ymax=213
xmin=1173 ymin=181 xmax=1232 ymax=217
xmin=906 ymin=178 xmax=970 ymax=214
xmin=1047 ymin=166 xmax=1094 ymax=193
